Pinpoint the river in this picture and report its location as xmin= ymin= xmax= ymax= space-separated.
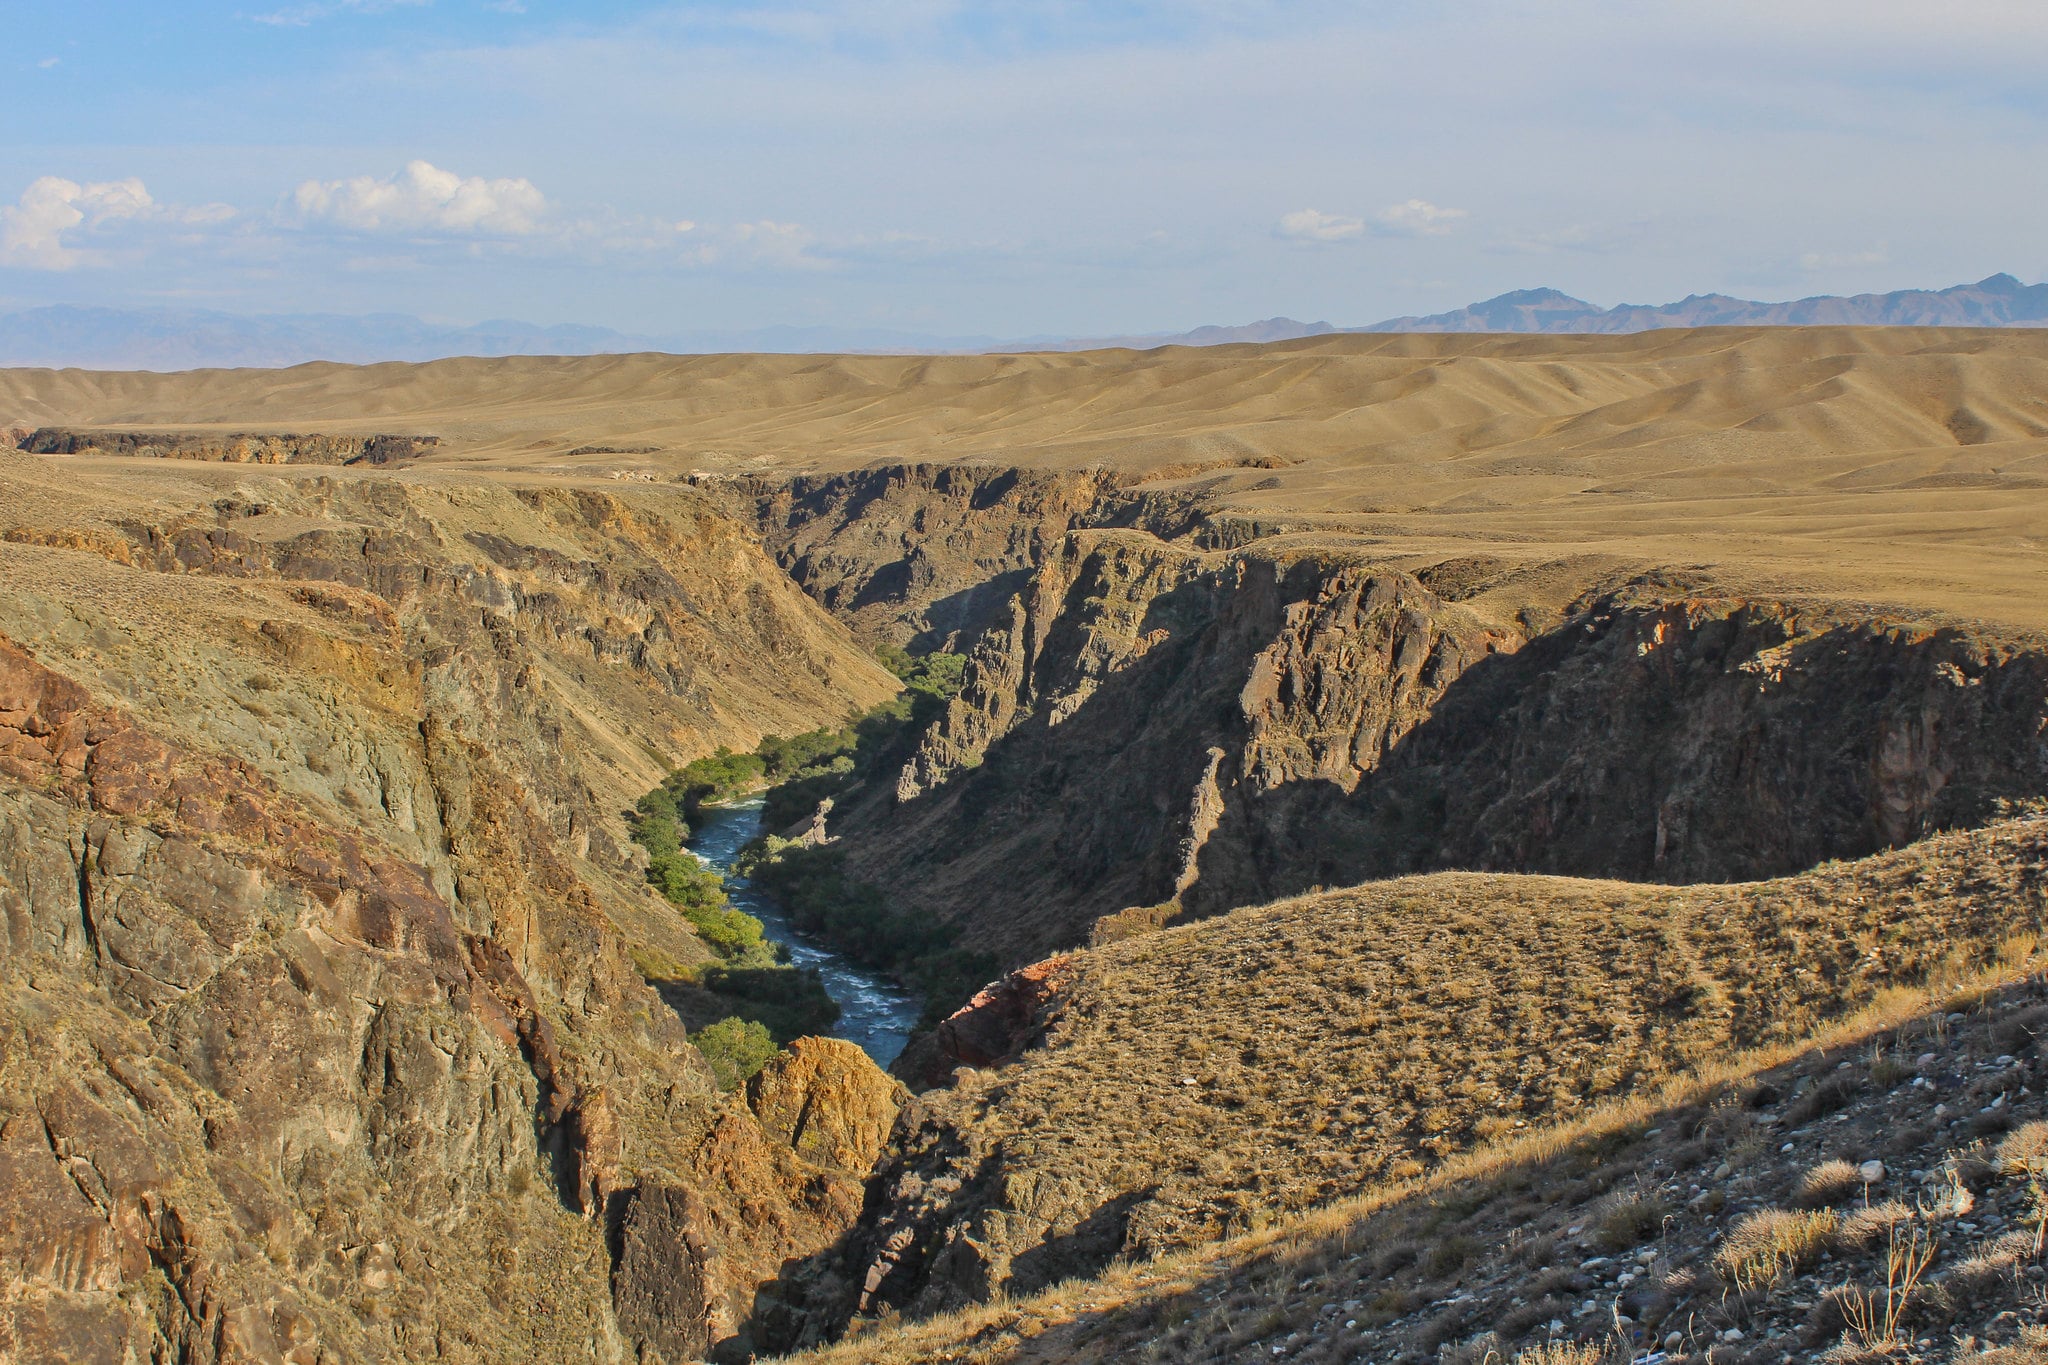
xmin=687 ymin=796 xmax=922 ymax=1067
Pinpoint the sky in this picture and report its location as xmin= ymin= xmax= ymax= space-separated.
xmin=3 ymin=0 xmax=2047 ymax=338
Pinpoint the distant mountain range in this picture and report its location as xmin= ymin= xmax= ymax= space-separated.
xmin=1358 ymin=273 xmax=2048 ymax=335
xmin=2 ymin=275 xmax=2042 ymax=370
xmin=0 ymin=306 xmax=1013 ymax=371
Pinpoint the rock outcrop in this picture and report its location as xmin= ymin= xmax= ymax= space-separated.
xmin=804 ymin=521 xmax=2048 ymax=969
xmin=17 ymin=429 xmax=439 ymax=466
xmin=0 ymin=456 xmax=907 ymax=1362
xmin=892 ymin=955 xmax=1078 ymax=1090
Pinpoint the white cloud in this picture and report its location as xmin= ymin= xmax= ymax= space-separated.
xmin=36 ymin=57 xmax=59 ymax=70
xmin=1374 ymin=199 xmax=1466 ymax=237
xmin=1275 ymin=208 xmax=1363 ymax=243
xmin=289 ymin=160 xmax=549 ymax=236
xmin=0 ymin=176 xmax=155 ymax=270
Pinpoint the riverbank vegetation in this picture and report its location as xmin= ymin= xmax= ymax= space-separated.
xmin=740 ymin=838 xmax=995 ymax=1028
xmin=758 ymin=646 xmax=966 ymax=829
xmin=628 ymin=647 xmax=980 ymax=1075
xmin=626 ymin=782 xmax=838 ymax=1088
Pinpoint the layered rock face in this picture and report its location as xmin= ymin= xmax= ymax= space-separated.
xmin=737 ymin=462 xmax=1224 ymax=650
xmin=0 ymin=453 xmax=905 ymax=1362
xmin=795 ymin=506 xmax=2048 ymax=970
xmin=17 ymin=430 xmax=438 ymax=466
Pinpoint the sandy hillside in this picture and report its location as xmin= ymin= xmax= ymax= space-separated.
xmin=2 ymin=326 xmax=2045 ymax=630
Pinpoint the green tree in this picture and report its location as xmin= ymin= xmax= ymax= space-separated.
xmin=692 ymin=1016 xmax=778 ymax=1090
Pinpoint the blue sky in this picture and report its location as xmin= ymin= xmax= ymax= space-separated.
xmin=3 ymin=0 xmax=2046 ymax=336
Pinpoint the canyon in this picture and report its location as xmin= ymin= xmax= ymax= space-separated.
xmin=0 ymin=328 xmax=2045 ymax=1362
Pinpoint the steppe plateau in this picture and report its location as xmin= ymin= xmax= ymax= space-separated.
xmin=2 ymin=326 xmax=2047 ymax=1364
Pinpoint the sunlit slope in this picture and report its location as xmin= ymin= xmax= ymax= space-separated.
xmin=3 ymin=326 xmax=2046 ymax=628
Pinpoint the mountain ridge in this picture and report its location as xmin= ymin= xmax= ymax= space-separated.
xmin=0 ymin=275 xmax=2043 ymax=370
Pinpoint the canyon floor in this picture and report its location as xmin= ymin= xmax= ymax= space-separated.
xmin=0 ymin=327 xmax=2045 ymax=1364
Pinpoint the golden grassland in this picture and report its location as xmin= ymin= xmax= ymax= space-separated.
xmin=5 ymin=326 xmax=2048 ymax=629
xmin=784 ymin=934 xmax=2048 ymax=1365
xmin=897 ymin=817 xmax=2048 ymax=1267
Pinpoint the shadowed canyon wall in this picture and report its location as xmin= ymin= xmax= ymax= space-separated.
xmin=753 ymin=469 xmax=2048 ymax=972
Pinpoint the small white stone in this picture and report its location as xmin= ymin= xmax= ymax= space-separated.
xmin=1722 ymin=1327 xmax=1745 ymax=1342
xmin=1713 ymin=1162 xmax=1733 ymax=1180
xmin=1859 ymin=1160 xmax=1886 ymax=1183
xmin=1780 ymin=1142 xmax=1796 ymax=1153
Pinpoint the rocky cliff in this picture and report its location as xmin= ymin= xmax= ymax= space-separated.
xmin=17 ymin=430 xmax=439 ymax=466
xmin=794 ymin=509 xmax=2048 ymax=969
xmin=736 ymin=462 xmax=1235 ymax=650
xmin=0 ymin=449 xmax=905 ymax=1362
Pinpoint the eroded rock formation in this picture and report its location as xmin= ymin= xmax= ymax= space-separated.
xmin=0 ymin=457 xmax=907 ymax=1362
xmin=798 ymin=515 xmax=2048 ymax=969
xmin=17 ymin=430 xmax=438 ymax=466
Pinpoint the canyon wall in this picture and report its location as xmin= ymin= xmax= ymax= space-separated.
xmin=763 ymin=472 xmax=2048 ymax=970
xmin=0 ymin=453 xmax=905 ymax=1363
xmin=736 ymin=462 xmax=1232 ymax=649
xmin=18 ymin=430 xmax=439 ymax=467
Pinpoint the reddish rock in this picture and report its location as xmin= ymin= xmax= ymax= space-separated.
xmin=899 ymin=955 xmax=1077 ymax=1090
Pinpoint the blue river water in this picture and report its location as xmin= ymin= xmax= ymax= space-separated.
xmin=687 ymin=796 xmax=921 ymax=1067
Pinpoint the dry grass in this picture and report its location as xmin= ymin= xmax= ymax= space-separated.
xmin=1998 ymin=1121 xmax=2048 ymax=1176
xmin=1792 ymin=1158 xmax=1867 ymax=1209
xmin=1513 ymin=1343 xmax=1619 ymax=1365
xmin=1836 ymin=1201 xmax=1915 ymax=1253
xmin=882 ymin=818 xmax=2047 ymax=1275
xmin=1713 ymin=1208 xmax=1840 ymax=1290
xmin=779 ymin=950 xmax=2048 ymax=1365
xmin=1836 ymin=1221 xmax=1935 ymax=1354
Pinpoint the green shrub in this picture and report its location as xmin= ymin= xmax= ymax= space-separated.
xmin=636 ymin=811 xmax=683 ymax=858
xmin=745 ymin=839 xmax=994 ymax=1026
xmin=641 ymin=851 xmax=773 ymax=964
xmin=664 ymin=746 xmax=765 ymax=817
xmin=693 ymin=1016 xmax=778 ymax=1090
xmin=699 ymin=964 xmax=841 ymax=1041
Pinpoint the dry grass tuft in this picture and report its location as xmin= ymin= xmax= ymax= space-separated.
xmin=1713 ymin=1207 xmax=1839 ymax=1290
xmin=1998 ymin=1120 xmax=2048 ymax=1176
xmin=1513 ymin=1341 xmax=1620 ymax=1364
xmin=1836 ymin=1200 xmax=1915 ymax=1252
xmin=1792 ymin=1158 xmax=1867 ymax=1208
xmin=1590 ymin=1187 xmax=1668 ymax=1250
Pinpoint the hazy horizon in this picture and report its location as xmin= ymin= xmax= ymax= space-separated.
xmin=7 ymin=2 xmax=2048 ymax=340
